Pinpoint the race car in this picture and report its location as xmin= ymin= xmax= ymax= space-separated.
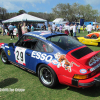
xmin=0 ymin=31 xmax=100 ymax=88
xmin=77 ymin=32 xmax=100 ymax=46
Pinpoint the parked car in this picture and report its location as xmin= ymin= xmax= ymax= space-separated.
xmin=77 ymin=32 xmax=100 ymax=46
xmin=0 ymin=31 xmax=100 ymax=88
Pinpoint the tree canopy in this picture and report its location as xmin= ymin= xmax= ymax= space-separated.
xmin=0 ymin=3 xmax=100 ymax=22
xmin=52 ymin=3 xmax=99 ymax=22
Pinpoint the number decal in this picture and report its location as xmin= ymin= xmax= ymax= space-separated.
xmin=16 ymin=51 xmax=19 ymax=60
xmin=20 ymin=52 xmax=23 ymax=61
xmin=15 ymin=47 xmax=26 ymax=66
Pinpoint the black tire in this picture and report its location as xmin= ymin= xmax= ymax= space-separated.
xmin=91 ymin=35 xmax=97 ymax=39
xmin=38 ymin=64 xmax=58 ymax=88
xmin=98 ymin=42 xmax=100 ymax=46
xmin=1 ymin=49 xmax=9 ymax=64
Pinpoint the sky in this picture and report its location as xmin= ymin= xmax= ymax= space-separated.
xmin=0 ymin=0 xmax=100 ymax=13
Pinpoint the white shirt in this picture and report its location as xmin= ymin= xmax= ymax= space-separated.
xmin=73 ymin=25 xmax=77 ymax=33
xmin=52 ymin=24 xmax=56 ymax=31
xmin=78 ymin=25 xmax=81 ymax=29
xmin=87 ymin=24 xmax=92 ymax=32
xmin=64 ymin=25 xmax=70 ymax=32
xmin=70 ymin=26 xmax=73 ymax=30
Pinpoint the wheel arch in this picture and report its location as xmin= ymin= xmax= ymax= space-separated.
xmin=36 ymin=63 xmax=59 ymax=79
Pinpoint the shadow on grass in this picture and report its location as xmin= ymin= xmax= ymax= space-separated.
xmin=54 ymin=83 xmax=100 ymax=97
xmin=67 ymin=86 xmax=100 ymax=97
xmin=0 ymin=78 xmax=18 ymax=88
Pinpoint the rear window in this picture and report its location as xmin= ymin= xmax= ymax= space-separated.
xmin=47 ymin=35 xmax=83 ymax=50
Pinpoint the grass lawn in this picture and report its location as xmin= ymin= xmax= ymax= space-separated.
xmin=0 ymin=31 xmax=100 ymax=100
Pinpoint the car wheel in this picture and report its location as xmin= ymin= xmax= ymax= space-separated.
xmin=91 ymin=35 xmax=97 ymax=39
xmin=98 ymin=42 xmax=100 ymax=46
xmin=38 ymin=64 xmax=58 ymax=88
xmin=1 ymin=49 xmax=9 ymax=64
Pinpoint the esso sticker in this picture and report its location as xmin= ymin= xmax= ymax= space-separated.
xmin=80 ymin=69 xmax=87 ymax=74
xmin=52 ymin=59 xmax=58 ymax=65
xmin=31 ymin=51 xmax=53 ymax=62
xmin=15 ymin=47 xmax=26 ymax=66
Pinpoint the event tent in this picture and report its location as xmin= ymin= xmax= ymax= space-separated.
xmin=52 ymin=18 xmax=68 ymax=24
xmin=2 ymin=13 xmax=47 ymax=23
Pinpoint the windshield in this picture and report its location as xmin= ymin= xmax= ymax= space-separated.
xmin=47 ymin=35 xmax=83 ymax=50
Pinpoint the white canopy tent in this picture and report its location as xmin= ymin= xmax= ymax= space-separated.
xmin=2 ymin=13 xmax=47 ymax=23
xmin=52 ymin=18 xmax=69 ymax=24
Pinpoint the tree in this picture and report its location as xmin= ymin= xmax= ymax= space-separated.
xmin=52 ymin=3 xmax=99 ymax=22
xmin=0 ymin=7 xmax=7 ymax=20
xmin=17 ymin=10 xmax=26 ymax=15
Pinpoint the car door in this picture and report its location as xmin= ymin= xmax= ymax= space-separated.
xmin=11 ymin=35 xmax=38 ymax=68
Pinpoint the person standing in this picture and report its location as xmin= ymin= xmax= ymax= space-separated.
xmin=83 ymin=24 xmax=85 ymax=32
xmin=8 ymin=23 xmax=14 ymax=40
xmin=87 ymin=23 xmax=92 ymax=34
xmin=70 ymin=24 xmax=73 ymax=36
xmin=48 ymin=24 xmax=52 ymax=32
xmin=31 ymin=24 xmax=34 ymax=32
xmin=18 ymin=23 xmax=22 ymax=40
xmin=42 ymin=23 xmax=46 ymax=30
xmin=78 ymin=24 xmax=81 ymax=33
xmin=59 ymin=24 xmax=63 ymax=33
xmin=2 ymin=23 xmax=5 ymax=36
xmin=21 ymin=22 xmax=28 ymax=35
xmin=64 ymin=22 xmax=70 ymax=35
xmin=52 ymin=23 xmax=56 ymax=33
xmin=73 ymin=24 xmax=77 ymax=37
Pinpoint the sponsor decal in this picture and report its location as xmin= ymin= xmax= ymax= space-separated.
xmin=89 ymin=53 xmax=100 ymax=66
xmin=90 ymin=63 xmax=100 ymax=72
xmin=5 ymin=46 xmax=9 ymax=48
xmin=31 ymin=51 xmax=53 ymax=62
xmin=7 ymin=50 xmax=11 ymax=56
xmin=15 ymin=47 xmax=26 ymax=66
xmin=54 ymin=52 xmax=79 ymax=72
xmin=80 ymin=69 xmax=87 ymax=74
xmin=52 ymin=59 xmax=58 ymax=65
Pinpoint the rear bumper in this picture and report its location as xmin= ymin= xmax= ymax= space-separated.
xmin=78 ymin=74 xmax=100 ymax=87
xmin=58 ymin=73 xmax=100 ymax=88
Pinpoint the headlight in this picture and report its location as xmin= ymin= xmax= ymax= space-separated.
xmin=73 ymin=74 xmax=88 ymax=80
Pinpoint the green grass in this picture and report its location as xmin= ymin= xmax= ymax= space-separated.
xmin=0 ymin=31 xmax=100 ymax=100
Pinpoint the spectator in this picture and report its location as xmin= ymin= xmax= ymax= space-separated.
xmin=8 ymin=23 xmax=14 ymax=40
xmin=87 ymin=23 xmax=92 ymax=34
xmin=64 ymin=22 xmax=70 ymax=35
xmin=96 ymin=24 xmax=99 ymax=31
xmin=18 ymin=23 xmax=22 ymax=40
xmin=14 ymin=24 xmax=16 ymax=28
xmin=73 ymin=24 xmax=77 ymax=37
xmin=59 ymin=24 xmax=63 ymax=33
xmin=2 ymin=23 xmax=5 ymax=36
xmin=42 ymin=23 xmax=46 ymax=30
xmin=93 ymin=24 xmax=96 ymax=31
xmin=31 ymin=24 xmax=34 ymax=32
xmin=52 ymin=23 xmax=56 ymax=33
xmin=48 ymin=24 xmax=52 ymax=32
xmin=70 ymin=24 xmax=73 ymax=36
xmin=83 ymin=24 xmax=85 ymax=32
xmin=78 ymin=24 xmax=81 ymax=33
xmin=21 ymin=22 xmax=28 ymax=35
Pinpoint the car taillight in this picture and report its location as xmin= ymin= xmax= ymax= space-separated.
xmin=73 ymin=74 xmax=88 ymax=80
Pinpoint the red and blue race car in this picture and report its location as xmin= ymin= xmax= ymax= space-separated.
xmin=0 ymin=31 xmax=100 ymax=88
